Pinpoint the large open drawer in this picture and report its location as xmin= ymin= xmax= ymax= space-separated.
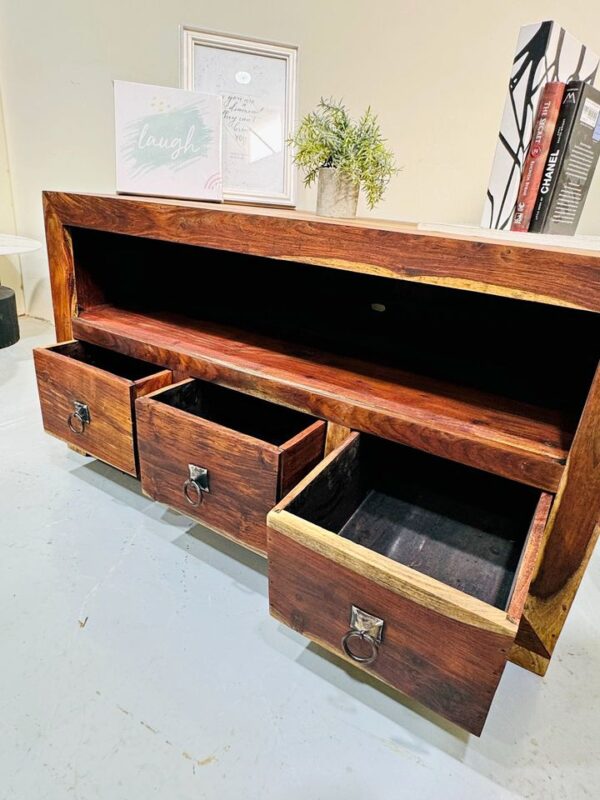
xmin=267 ymin=433 xmax=552 ymax=735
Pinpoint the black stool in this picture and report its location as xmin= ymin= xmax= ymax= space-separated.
xmin=0 ymin=285 xmax=19 ymax=348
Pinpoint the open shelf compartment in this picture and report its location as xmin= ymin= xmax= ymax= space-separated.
xmin=67 ymin=227 xmax=600 ymax=491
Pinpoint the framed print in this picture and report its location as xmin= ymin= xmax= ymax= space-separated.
xmin=180 ymin=27 xmax=297 ymax=206
xmin=114 ymin=80 xmax=222 ymax=201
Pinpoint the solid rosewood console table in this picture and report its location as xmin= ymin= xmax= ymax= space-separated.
xmin=35 ymin=191 xmax=600 ymax=735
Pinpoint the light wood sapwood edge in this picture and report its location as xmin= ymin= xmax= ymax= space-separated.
xmin=506 ymin=492 xmax=554 ymax=624
xmin=508 ymin=643 xmax=550 ymax=676
xmin=268 ymin=508 xmax=517 ymax=638
xmin=278 ymin=256 xmax=586 ymax=310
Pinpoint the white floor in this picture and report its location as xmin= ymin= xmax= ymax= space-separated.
xmin=1 ymin=317 xmax=599 ymax=800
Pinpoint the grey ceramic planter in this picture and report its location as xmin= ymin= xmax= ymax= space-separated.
xmin=316 ymin=167 xmax=359 ymax=218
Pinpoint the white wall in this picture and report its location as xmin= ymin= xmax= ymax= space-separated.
xmin=1 ymin=0 xmax=599 ymax=321
xmin=0 ymin=84 xmax=23 ymax=313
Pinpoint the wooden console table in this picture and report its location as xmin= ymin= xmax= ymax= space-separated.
xmin=35 ymin=191 xmax=600 ymax=735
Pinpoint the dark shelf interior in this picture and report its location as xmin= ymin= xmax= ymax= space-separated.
xmin=67 ymin=228 xmax=600 ymax=489
xmin=69 ymin=227 xmax=599 ymax=417
xmin=286 ymin=435 xmax=542 ymax=610
xmin=154 ymin=378 xmax=318 ymax=447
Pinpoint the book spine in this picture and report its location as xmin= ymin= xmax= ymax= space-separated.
xmin=481 ymin=21 xmax=600 ymax=230
xmin=511 ymin=82 xmax=566 ymax=232
xmin=543 ymin=85 xmax=600 ymax=234
xmin=529 ymin=82 xmax=584 ymax=232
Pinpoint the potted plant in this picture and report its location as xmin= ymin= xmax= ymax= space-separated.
xmin=289 ymin=98 xmax=397 ymax=218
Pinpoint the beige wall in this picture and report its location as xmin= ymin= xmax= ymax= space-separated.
xmin=0 ymin=1 xmax=599 ymax=321
xmin=0 ymin=85 xmax=23 ymax=313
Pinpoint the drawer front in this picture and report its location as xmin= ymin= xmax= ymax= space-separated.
xmin=267 ymin=433 xmax=552 ymax=735
xmin=268 ymin=517 xmax=515 ymax=735
xmin=34 ymin=342 xmax=171 ymax=476
xmin=136 ymin=396 xmax=281 ymax=554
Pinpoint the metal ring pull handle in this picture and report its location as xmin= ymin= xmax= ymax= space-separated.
xmin=182 ymin=464 xmax=209 ymax=507
xmin=67 ymin=401 xmax=90 ymax=435
xmin=342 ymin=629 xmax=380 ymax=665
xmin=341 ymin=605 xmax=384 ymax=666
xmin=183 ymin=478 xmax=202 ymax=506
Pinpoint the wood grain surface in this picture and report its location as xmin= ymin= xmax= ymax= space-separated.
xmin=72 ymin=306 xmax=568 ymax=491
xmin=44 ymin=191 xmax=600 ymax=311
xmin=43 ymin=194 xmax=76 ymax=340
xmin=136 ymin=393 xmax=280 ymax=554
xmin=516 ymin=365 xmax=600 ymax=665
xmin=269 ymin=435 xmax=518 ymax=637
xmin=39 ymin=190 xmax=600 ymax=682
xmin=506 ymin=492 xmax=553 ymax=624
xmin=278 ymin=420 xmax=326 ymax=498
xmin=135 ymin=382 xmax=325 ymax=554
xmin=33 ymin=342 xmax=171 ymax=476
xmin=267 ymin=431 xmax=556 ymax=731
xmin=268 ymin=526 xmax=515 ymax=735
xmin=324 ymin=422 xmax=352 ymax=455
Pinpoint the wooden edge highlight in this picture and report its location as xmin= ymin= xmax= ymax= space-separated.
xmin=279 ymin=419 xmax=327 ymax=454
xmin=45 ymin=191 xmax=600 ymax=313
xmin=72 ymin=309 xmax=569 ymax=475
xmin=135 ymin=376 xmax=194 ymax=400
xmin=132 ymin=368 xmax=173 ymax=390
xmin=272 ymin=431 xmax=360 ymax=510
xmin=279 ymin=256 xmax=589 ymax=311
xmin=508 ymin=643 xmax=550 ymax=676
xmin=324 ymin=422 xmax=352 ymax=455
xmin=267 ymin=507 xmax=517 ymax=638
xmin=134 ymin=382 xmax=282 ymax=455
xmin=506 ymin=492 xmax=554 ymax=624
xmin=32 ymin=345 xmax=133 ymax=387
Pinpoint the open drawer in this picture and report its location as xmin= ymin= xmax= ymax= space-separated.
xmin=267 ymin=433 xmax=552 ymax=735
xmin=34 ymin=340 xmax=172 ymax=476
xmin=135 ymin=379 xmax=326 ymax=554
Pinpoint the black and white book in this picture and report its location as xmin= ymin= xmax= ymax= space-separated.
xmin=529 ymin=81 xmax=600 ymax=234
xmin=481 ymin=21 xmax=598 ymax=230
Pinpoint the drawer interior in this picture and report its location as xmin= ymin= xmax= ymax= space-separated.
xmin=52 ymin=341 xmax=163 ymax=381
xmin=150 ymin=379 xmax=321 ymax=446
xmin=284 ymin=435 xmax=544 ymax=611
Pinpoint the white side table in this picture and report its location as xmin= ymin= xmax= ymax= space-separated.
xmin=0 ymin=234 xmax=41 ymax=348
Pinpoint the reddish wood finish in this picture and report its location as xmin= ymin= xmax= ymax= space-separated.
xmin=44 ymin=191 xmax=600 ymax=312
xmin=515 ymin=364 xmax=600 ymax=662
xmin=507 ymin=492 xmax=554 ymax=624
xmin=38 ymin=191 xmax=600 ymax=687
xmin=72 ymin=306 xmax=568 ymax=492
xmin=135 ymin=383 xmax=325 ymax=554
xmin=43 ymin=194 xmax=76 ymax=341
xmin=279 ymin=420 xmax=327 ymax=498
xmin=33 ymin=341 xmax=171 ymax=476
xmin=267 ymin=432 xmax=552 ymax=732
xmin=268 ymin=530 xmax=513 ymax=735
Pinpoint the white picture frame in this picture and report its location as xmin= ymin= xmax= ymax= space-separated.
xmin=114 ymin=80 xmax=223 ymax=202
xmin=180 ymin=27 xmax=297 ymax=207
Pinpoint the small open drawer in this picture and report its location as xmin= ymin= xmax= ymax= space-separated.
xmin=34 ymin=340 xmax=172 ymax=476
xmin=267 ymin=433 xmax=552 ymax=735
xmin=135 ymin=379 xmax=326 ymax=554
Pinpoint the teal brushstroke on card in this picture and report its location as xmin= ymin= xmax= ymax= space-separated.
xmin=123 ymin=103 xmax=213 ymax=176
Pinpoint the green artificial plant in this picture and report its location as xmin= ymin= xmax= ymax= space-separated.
xmin=289 ymin=98 xmax=397 ymax=209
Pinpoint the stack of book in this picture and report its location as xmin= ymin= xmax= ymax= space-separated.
xmin=482 ymin=21 xmax=600 ymax=234
xmin=511 ymin=81 xmax=600 ymax=234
